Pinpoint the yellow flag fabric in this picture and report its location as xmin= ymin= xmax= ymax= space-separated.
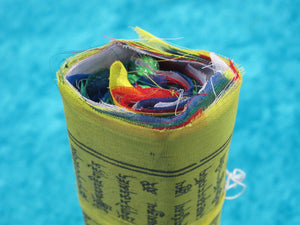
xmin=57 ymin=27 xmax=242 ymax=225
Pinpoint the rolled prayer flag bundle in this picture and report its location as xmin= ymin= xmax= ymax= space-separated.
xmin=57 ymin=27 xmax=243 ymax=225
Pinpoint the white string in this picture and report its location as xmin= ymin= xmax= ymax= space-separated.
xmin=225 ymin=168 xmax=246 ymax=200
xmin=175 ymin=89 xmax=184 ymax=116
xmin=210 ymin=77 xmax=217 ymax=99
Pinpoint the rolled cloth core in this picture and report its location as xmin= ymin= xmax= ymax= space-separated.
xmin=57 ymin=27 xmax=243 ymax=225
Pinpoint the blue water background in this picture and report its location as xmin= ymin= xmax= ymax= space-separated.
xmin=0 ymin=0 xmax=299 ymax=224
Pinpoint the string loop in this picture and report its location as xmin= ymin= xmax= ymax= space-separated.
xmin=225 ymin=168 xmax=246 ymax=200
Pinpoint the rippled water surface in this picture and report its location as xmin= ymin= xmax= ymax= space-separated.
xmin=0 ymin=0 xmax=299 ymax=224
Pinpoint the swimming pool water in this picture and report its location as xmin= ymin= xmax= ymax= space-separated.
xmin=0 ymin=0 xmax=299 ymax=224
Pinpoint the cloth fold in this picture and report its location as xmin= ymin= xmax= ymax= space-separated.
xmin=57 ymin=27 xmax=243 ymax=225
xmin=59 ymin=28 xmax=241 ymax=129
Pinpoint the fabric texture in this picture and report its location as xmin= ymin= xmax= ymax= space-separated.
xmin=57 ymin=28 xmax=243 ymax=225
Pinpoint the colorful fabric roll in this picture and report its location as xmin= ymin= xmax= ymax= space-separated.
xmin=62 ymin=28 xmax=241 ymax=129
xmin=57 ymin=27 xmax=243 ymax=225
